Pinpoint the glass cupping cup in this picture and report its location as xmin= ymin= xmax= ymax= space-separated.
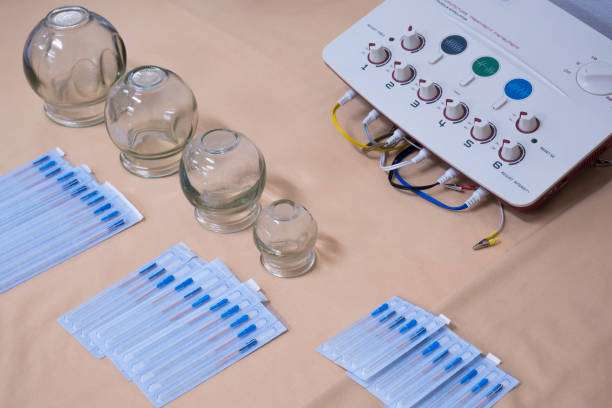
xmin=105 ymin=66 xmax=198 ymax=178
xmin=254 ymin=200 xmax=317 ymax=278
xmin=180 ymin=129 xmax=266 ymax=233
xmin=23 ymin=6 xmax=126 ymax=127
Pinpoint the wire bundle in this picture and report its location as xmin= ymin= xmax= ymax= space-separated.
xmin=331 ymin=93 xmax=504 ymax=249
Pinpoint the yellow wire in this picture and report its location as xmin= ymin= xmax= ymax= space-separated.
xmin=332 ymin=103 xmax=405 ymax=153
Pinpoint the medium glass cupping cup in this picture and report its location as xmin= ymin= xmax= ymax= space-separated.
xmin=253 ymin=200 xmax=317 ymax=278
xmin=105 ymin=66 xmax=198 ymax=178
xmin=180 ymin=129 xmax=266 ymax=233
xmin=23 ymin=6 xmax=126 ymax=127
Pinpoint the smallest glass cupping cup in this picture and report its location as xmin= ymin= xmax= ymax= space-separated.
xmin=180 ymin=129 xmax=266 ymax=233
xmin=105 ymin=66 xmax=199 ymax=178
xmin=23 ymin=6 xmax=126 ymax=127
xmin=254 ymin=200 xmax=317 ymax=277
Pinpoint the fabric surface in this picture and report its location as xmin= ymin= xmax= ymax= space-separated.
xmin=1 ymin=0 xmax=611 ymax=407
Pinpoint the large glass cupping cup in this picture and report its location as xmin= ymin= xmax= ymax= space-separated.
xmin=254 ymin=200 xmax=317 ymax=278
xmin=180 ymin=129 xmax=266 ymax=233
xmin=105 ymin=66 xmax=198 ymax=178
xmin=23 ymin=6 xmax=126 ymax=127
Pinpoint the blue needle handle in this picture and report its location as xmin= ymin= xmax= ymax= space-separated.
xmin=460 ymin=368 xmax=478 ymax=384
xmin=379 ymin=310 xmax=396 ymax=323
xmin=230 ymin=315 xmax=249 ymax=327
xmin=432 ymin=349 xmax=449 ymax=363
xmin=371 ymin=303 xmax=389 ymax=316
xmin=139 ymin=263 xmax=157 ymax=275
xmin=157 ymin=275 xmax=175 ymax=289
xmin=57 ymin=171 xmax=75 ymax=181
xmin=101 ymin=211 xmax=119 ymax=221
xmin=472 ymin=378 xmax=489 ymax=393
xmin=191 ymin=294 xmax=210 ymax=307
xmin=184 ymin=287 xmax=202 ymax=299
xmin=444 ymin=356 xmax=462 ymax=371
xmin=220 ymin=305 xmax=240 ymax=319
xmin=210 ymin=298 xmax=228 ymax=311
xmin=148 ymin=268 xmax=167 ymax=281
xmin=174 ymin=278 xmax=193 ymax=291
xmin=422 ymin=341 xmax=440 ymax=356
xmin=399 ymin=319 xmax=417 ymax=333
xmin=39 ymin=161 xmax=56 ymax=171
xmin=33 ymin=155 xmax=50 ymax=165
xmin=81 ymin=191 xmax=98 ymax=202
xmin=45 ymin=168 xmax=61 ymax=178
xmin=486 ymin=383 xmax=503 ymax=397
xmin=238 ymin=324 xmax=256 ymax=338
xmin=94 ymin=203 xmax=111 ymax=214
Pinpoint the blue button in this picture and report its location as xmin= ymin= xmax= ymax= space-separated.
xmin=504 ymin=79 xmax=533 ymax=100
xmin=441 ymin=35 xmax=467 ymax=55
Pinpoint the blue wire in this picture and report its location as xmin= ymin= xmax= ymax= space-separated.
xmin=391 ymin=148 xmax=468 ymax=211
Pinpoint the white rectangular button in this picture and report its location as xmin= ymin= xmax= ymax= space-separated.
xmin=492 ymin=97 xmax=508 ymax=110
xmin=428 ymin=53 xmax=444 ymax=64
xmin=459 ymin=74 xmax=475 ymax=86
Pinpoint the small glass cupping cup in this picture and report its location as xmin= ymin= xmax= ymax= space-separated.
xmin=105 ymin=66 xmax=198 ymax=178
xmin=180 ymin=129 xmax=266 ymax=233
xmin=23 ymin=6 xmax=126 ymax=127
xmin=253 ymin=200 xmax=317 ymax=278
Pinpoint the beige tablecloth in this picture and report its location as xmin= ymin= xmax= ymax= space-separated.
xmin=1 ymin=1 xmax=611 ymax=407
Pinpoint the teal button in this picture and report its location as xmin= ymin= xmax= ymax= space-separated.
xmin=472 ymin=57 xmax=499 ymax=77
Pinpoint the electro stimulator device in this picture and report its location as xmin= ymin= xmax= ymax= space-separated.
xmin=323 ymin=0 xmax=612 ymax=209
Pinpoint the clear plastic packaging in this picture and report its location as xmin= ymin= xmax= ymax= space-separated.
xmin=317 ymin=296 xmax=450 ymax=379
xmin=58 ymin=243 xmax=196 ymax=357
xmin=89 ymin=259 xmax=239 ymax=358
xmin=416 ymin=353 xmax=502 ymax=408
xmin=143 ymin=320 xmax=286 ymax=407
xmin=366 ymin=333 xmax=481 ymax=406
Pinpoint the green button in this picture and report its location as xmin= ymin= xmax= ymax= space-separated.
xmin=472 ymin=57 xmax=499 ymax=77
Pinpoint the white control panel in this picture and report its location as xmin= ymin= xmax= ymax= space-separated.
xmin=323 ymin=0 xmax=612 ymax=209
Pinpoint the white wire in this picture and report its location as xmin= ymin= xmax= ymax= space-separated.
xmin=379 ymin=151 xmax=418 ymax=171
xmin=363 ymin=122 xmax=376 ymax=143
xmin=496 ymin=200 xmax=505 ymax=233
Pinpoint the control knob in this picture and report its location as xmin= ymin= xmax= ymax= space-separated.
xmin=499 ymin=139 xmax=524 ymax=163
xmin=392 ymin=61 xmax=415 ymax=83
xmin=515 ymin=111 xmax=539 ymax=133
xmin=417 ymin=79 xmax=441 ymax=101
xmin=470 ymin=117 xmax=494 ymax=141
xmin=401 ymin=26 xmax=424 ymax=51
xmin=368 ymin=42 xmax=389 ymax=65
xmin=443 ymin=98 xmax=467 ymax=121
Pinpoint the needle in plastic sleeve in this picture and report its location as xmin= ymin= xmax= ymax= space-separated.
xmin=453 ymin=377 xmax=489 ymax=407
xmin=473 ymin=383 xmax=504 ymax=408
xmin=376 ymin=315 xmax=406 ymax=336
xmin=162 ymin=286 xmax=202 ymax=312
xmin=187 ymin=298 xmax=229 ymax=324
xmin=367 ymin=310 xmax=396 ymax=331
xmin=152 ymin=278 xmax=194 ymax=305
xmin=396 ymin=325 xmax=427 ymax=349
xmin=119 ymin=263 xmax=158 ymax=288
xmin=198 ymin=304 xmax=241 ymax=332
xmin=207 ymin=314 xmax=250 ymax=342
